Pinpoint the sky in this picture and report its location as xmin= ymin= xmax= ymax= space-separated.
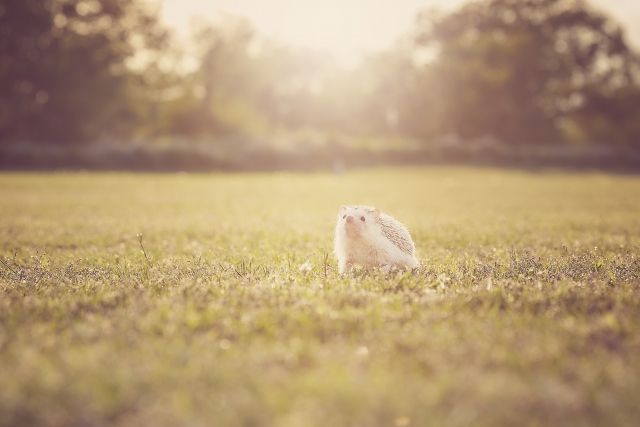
xmin=160 ymin=0 xmax=640 ymax=62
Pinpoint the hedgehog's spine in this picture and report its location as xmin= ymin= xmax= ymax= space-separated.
xmin=377 ymin=215 xmax=414 ymax=255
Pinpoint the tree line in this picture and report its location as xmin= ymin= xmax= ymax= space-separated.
xmin=1 ymin=0 xmax=639 ymax=148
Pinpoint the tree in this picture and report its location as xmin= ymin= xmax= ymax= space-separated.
xmin=408 ymin=0 xmax=640 ymax=144
xmin=172 ymin=18 xmax=344 ymax=138
xmin=0 ymin=0 xmax=168 ymax=143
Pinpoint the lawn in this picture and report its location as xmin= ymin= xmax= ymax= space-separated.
xmin=1 ymin=168 xmax=639 ymax=427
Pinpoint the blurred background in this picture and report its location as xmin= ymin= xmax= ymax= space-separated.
xmin=1 ymin=0 xmax=640 ymax=171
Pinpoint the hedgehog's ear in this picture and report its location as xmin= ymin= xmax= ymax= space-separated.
xmin=339 ymin=205 xmax=348 ymax=212
xmin=367 ymin=207 xmax=380 ymax=217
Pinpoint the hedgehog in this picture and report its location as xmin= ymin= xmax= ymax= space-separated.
xmin=334 ymin=205 xmax=419 ymax=274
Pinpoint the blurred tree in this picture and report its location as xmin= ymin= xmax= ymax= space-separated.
xmin=170 ymin=18 xmax=346 ymax=139
xmin=567 ymin=85 xmax=640 ymax=146
xmin=408 ymin=0 xmax=640 ymax=145
xmin=2 ymin=0 xmax=638 ymax=152
xmin=163 ymin=18 xmax=269 ymax=137
xmin=0 ymin=0 xmax=168 ymax=143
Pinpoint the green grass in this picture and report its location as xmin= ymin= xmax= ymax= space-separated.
xmin=1 ymin=168 xmax=639 ymax=427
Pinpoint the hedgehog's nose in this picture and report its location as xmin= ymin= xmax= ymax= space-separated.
xmin=346 ymin=215 xmax=354 ymax=223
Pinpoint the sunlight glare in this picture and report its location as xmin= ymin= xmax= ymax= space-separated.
xmin=161 ymin=0 xmax=465 ymax=63
xmin=160 ymin=0 xmax=640 ymax=64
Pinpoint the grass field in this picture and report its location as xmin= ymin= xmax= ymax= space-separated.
xmin=1 ymin=168 xmax=639 ymax=427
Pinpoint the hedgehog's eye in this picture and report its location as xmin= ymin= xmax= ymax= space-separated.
xmin=360 ymin=216 xmax=365 ymax=222
xmin=342 ymin=215 xmax=346 ymax=219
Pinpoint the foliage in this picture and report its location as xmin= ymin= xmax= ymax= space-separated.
xmin=406 ymin=0 xmax=640 ymax=145
xmin=1 ymin=168 xmax=640 ymax=426
xmin=0 ymin=0 xmax=169 ymax=143
xmin=167 ymin=17 xmax=367 ymax=139
xmin=1 ymin=0 xmax=640 ymax=151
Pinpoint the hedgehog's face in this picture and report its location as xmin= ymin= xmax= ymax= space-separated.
xmin=337 ymin=205 xmax=379 ymax=237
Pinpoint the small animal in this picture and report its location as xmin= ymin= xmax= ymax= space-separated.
xmin=334 ymin=205 xmax=419 ymax=274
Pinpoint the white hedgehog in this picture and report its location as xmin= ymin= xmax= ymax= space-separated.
xmin=334 ymin=205 xmax=419 ymax=274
